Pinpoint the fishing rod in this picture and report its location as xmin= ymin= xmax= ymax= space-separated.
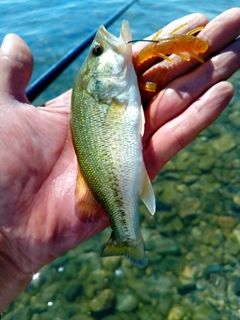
xmin=26 ymin=0 xmax=137 ymax=102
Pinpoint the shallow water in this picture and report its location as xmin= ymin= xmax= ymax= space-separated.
xmin=2 ymin=0 xmax=240 ymax=319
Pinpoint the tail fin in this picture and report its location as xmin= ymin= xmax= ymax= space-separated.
xmin=101 ymin=231 xmax=146 ymax=267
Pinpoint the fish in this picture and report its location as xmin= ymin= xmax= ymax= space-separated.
xmin=71 ymin=20 xmax=156 ymax=267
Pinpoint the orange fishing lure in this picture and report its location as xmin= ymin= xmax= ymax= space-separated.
xmin=133 ymin=23 xmax=209 ymax=92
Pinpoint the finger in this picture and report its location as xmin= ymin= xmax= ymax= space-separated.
xmin=138 ymin=8 xmax=240 ymax=105
xmin=144 ymin=81 xmax=234 ymax=180
xmin=143 ymin=38 xmax=240 ymax=142
xmin=42 ymin=89 xmax=72 ymax=110
xmin=0 ymin=34 xmax=33 ymax=104
xmin=203 ymin=7 xmax=240 ymax=58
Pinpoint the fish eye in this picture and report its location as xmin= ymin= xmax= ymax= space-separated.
xmin=92 ymin=43 xmax=103 ymax=56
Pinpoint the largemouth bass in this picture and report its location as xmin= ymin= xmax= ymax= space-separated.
xmin=71 ymin=20 xmax=155 ymax=267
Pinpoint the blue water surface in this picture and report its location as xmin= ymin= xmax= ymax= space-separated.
xmin=0 ymin=0 xmax=238 ymax=104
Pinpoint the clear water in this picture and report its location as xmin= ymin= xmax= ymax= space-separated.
xmin=1 ymin=1 xmax=240 ymax=319
xmin=0 ymin=0 xmax=238 ymax=105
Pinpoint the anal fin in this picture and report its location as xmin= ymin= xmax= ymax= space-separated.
xmin=139 ymin=165 xmax=156 ymax=215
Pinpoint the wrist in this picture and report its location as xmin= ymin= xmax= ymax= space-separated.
xmin=0 ymin=252 xmax=32 ymax=313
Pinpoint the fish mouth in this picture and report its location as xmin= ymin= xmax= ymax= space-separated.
xmin=97 ymin=20 xmax=132 ymax=54
xmin=89 ymin=20 xmax=133 ymax=79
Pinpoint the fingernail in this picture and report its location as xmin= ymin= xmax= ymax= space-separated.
xmin=1 ymin=34 xmax=14 ymax=54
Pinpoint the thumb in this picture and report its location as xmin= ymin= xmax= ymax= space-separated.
xmin=0 ymin=33 xmax=33 ymax=103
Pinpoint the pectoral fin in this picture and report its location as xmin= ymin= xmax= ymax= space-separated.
xmin=139 ymin=165 xmax=156 ymax=215
xmin=75 ymin=166 xmax=103 ymax=222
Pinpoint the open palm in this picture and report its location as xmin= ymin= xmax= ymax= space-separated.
xmin=0 ymin=9 xmax=239 ymax=279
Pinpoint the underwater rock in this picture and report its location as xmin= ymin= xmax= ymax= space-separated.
xmin=90 ymin=289 xmax=115 ymax=313
xmin=69 ymin=315 xmax=94 ymax=320
xmin=40 ymin=282 xmax=63 ymax=303
xmin=80 ymin=252 xmax=103 ymax=270
xmin=30 ymin=302 xmax=48 ymax=314
xmin=191 ymin=302 xmax=221 ymax=320
xmin=137 ymin=306 xmax=164 ymax=320
xmin=178 ymin=265 xmax=197 ymax=294
xmin=154 ymin=236 xmax=180 ymax=255
xmin=159 ymin=181 xmax=181 ymax=204
xmin=232 ymin=277 xmax=240 ymax=299
xmin=101 ymin=315 xmax=126 ymax=320
xmin=232 ymin=224 xmax=240 ymax=246
xmin=155 ymin=294 xmax=173 ymax=317
xmin=231 ymin=158 xmax=240 ymax=168
xmin=201 ymin=227 xmax=223 ymax=247
xmin=233 ymin=194 xmax=240 ymax=206
xmin=64 ymin=280 xmax=82 ymax=302
xmin=212 ymin=134 xmax=236 ymax=153
xmin=102 ymin=256 xmax=122 ymax=272
xmin=2 ymin=307 xmax=31 ymax=320
xmin=182 ymin=174 xmax=199 ymax=185
xmin=191 ymin=227 xmax=202 ymax=241
xmin=165 ymin=256 xmax=185 ymax=275
xmin=161 ymin=160 xmax=176 ymax=171
xmin=217 ymin=216 xmax=237 ymax=232
xmin=127 ymin=281 xmax=152 ymax=304
xmin=158 ymin=217 xmax=184 ymax=235
xmin=116 ymin=293 xmax=138 ymax=312
xmin=178 ymin=197 xmax=201 ymax=219
xmin=198 ymin=155 xmax=216 ymax=172
xmin=167 ymin=304 xmax=192 ymax=320
xmin=228 ymin=110 xmax=240 ymax=128
xmin=175 ymin=150 xmax=195 ymax=171
xmin=205 ymin=262 xmax=221 ymax=279
xmin=176 ymin=183 xmax=189 ymax=194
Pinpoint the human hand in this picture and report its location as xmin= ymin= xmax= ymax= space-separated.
xmin=0 ymin=34 xmax=110 ymax=310
xmin=133 ymin=8 xmax=240 ymax=179
xmin=0 ymin=8 xmax=239 ymax=311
